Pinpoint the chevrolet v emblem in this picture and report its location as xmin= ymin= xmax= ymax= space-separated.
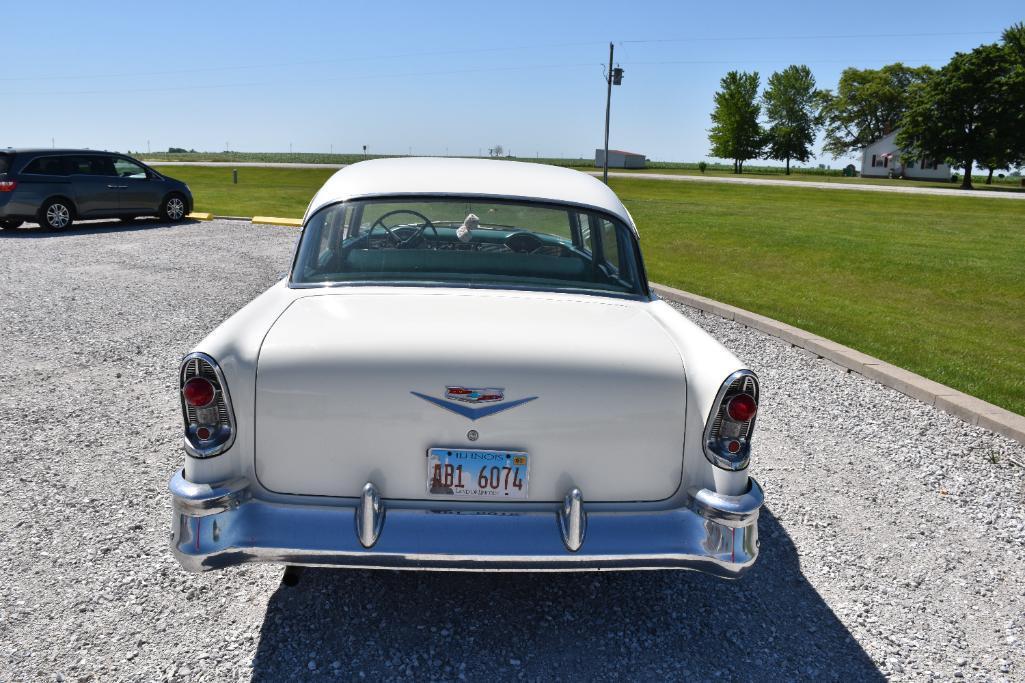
xmin=411 ymin=391 xmax=538 ymax=420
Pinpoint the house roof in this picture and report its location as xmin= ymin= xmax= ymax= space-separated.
xmin=304 ymin=157 xmax=637 ymax=233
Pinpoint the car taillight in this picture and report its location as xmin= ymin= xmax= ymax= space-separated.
xmin=182 ymin=377 xmax=216 ymax=407
xmin=0 ymin=180 xmax=16 ymax=192
xmin=702 ymin=370 xmax=759 ymax=471
xmin=726 ymin=393 xmax=757 ymax=422
xmin=179 ymin=353 xmax=236 ymax=458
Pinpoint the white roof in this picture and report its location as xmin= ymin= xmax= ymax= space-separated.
xmin=304 ymin=157 xmax=637 ymax=233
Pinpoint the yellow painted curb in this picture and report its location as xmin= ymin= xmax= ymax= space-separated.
xmin=252 ymin=216 xmax=303 ymax=227
xmin=187 ymin=212 xmax=214 ymax=221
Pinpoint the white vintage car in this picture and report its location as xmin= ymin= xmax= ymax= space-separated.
xmin=169 ymin=158 xmax=763 ymax=577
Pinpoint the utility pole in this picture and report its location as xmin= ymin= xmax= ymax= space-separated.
xmin=602 ymin=42 xmax=624 ymax=184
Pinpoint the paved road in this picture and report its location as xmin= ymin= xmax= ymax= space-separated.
xmin=1 ymin=220 xmax=1022 ymax=681
xmin=600 ymin=171 xmax=1025 ymax=200
xmin=148 ymin=161 xmax=1025 ymax=200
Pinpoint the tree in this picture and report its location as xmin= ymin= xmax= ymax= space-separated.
xmin=708 ymin=71 xmax=764 ymax=173
xmin=898 ymin=38 xmax=1024 ymax=189
xmin=817 ymin=63 xmax=934 ymax=158
xmin=762 ymin=65 xmax=819 ymax=174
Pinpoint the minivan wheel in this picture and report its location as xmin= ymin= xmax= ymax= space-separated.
xmin=161 ymin=194 xmax=187 ymax=222
xmin=40 ymin=200 xmax=74 ymax=230
xmin=0 ymin=219 xmax=24 ymax=230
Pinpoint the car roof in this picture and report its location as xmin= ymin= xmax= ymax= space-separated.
xmin=3 ymin=149 xmax=120 ymax=156
xmin=305 ymin=158 xmax=637 ymax=233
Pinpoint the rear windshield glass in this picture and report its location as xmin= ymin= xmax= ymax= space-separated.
xmin=292 ymin=197 xmax=645 ymax=296
xmin=23 ymin=156 xmax=69 ymax=175
xmin=0 ymin=154 xmax=9 ymax=174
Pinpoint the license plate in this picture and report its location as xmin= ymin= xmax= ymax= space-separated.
xmin=426 ymin=448 xmax=529 ymax=498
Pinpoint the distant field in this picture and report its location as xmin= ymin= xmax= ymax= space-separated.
xmin=139 ymin=151 xmax=1024 ymax=192
xmin=154 ymin=164 xmax=1025 ymax=416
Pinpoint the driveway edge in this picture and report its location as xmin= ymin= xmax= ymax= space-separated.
xmin=651 ymin=283 xmax=1025 ymax=445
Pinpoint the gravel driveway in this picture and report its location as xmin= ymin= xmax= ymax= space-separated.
xmin=1 ymin=219 xmax=1023 ymax=682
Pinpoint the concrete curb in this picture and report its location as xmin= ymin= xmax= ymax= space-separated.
xmin=186 ymin=212 xmax=214 ymax=221
xmin=651 ymin=283 xmax=1025 ymax=445
xmin=252 ymin=216 xmax=303 ymax=227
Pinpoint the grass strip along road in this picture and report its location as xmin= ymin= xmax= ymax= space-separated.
xmin=156 ymin=165 xmax=1025 ymax=416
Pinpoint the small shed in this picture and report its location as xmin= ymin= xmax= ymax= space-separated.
xmin=595 ymin=149 xmax=646 ymax=169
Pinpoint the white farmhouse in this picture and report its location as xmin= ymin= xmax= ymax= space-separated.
xmin=860 ymin=130 xmax=951 ymax=180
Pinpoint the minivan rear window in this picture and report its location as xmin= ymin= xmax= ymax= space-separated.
xmin=23 ymin=156 xmax=69 ymax=176
xmin=0 ymin=154 xmax=10 ymax=174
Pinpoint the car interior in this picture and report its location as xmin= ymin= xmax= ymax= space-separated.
xmin=294 ymin=199 xmax=645 ymax=295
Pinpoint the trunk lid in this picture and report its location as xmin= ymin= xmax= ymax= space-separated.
xmin=254 ymin=290 xmax=686 ymax=502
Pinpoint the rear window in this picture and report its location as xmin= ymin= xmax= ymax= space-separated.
xmin=0 ymin=154 xmax=10 ymax=175
xmin=23 ymin=156 xmax=69 ymax=176
xmin=291 ymin=197 xmax=646 ymax=297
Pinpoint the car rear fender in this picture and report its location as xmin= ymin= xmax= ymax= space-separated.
xmin=645 ymin=299 xmax=752 ymax=496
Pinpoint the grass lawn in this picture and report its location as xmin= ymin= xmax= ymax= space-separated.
xmin=155 ymin=164 xmax=1025 ymax=416
xmin=159 ymin=165 xmax=337 ymax=217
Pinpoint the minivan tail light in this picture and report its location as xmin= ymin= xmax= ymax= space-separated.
xmin=179 ymin=352 xmax=236 ymax=458
xmin=0 ymin=180 xmax=16 ymax=192
xmin=702 ymin=370 xmax=759 ymax=471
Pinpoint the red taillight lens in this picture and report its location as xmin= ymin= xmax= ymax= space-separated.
xmin=0 ymin=180 xmax=16 ymax=192
xmin=182 ymin=377 xmax=216 ymax=407
xmin=726 ymin=393 xmax=757 ymax=422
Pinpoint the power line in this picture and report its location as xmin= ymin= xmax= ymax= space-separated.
xmin=0 ymin=41 xmax=604 ymax=83
xmin=623 ymin=58 xmax=948 ymax=66
xmin=0 ymin=30 xmax=1002 ymax=83
xmin=6 ymin=62 xmax=600 ymax=96
xmin=619 ymin=30 xmax=1002 ymax=44
xmin=7 ymin=52 xmax=961 ymax=97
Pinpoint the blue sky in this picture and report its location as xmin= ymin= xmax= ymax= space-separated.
xmin=4 ymin=1 xmax=1022 ymax=166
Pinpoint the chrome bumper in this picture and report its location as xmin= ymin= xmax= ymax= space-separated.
xmin=168 ymin=470 xmax=763 ymax=577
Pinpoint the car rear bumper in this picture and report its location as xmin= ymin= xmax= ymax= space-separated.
xmin=168 ymin=470 xmax=763 ymax=577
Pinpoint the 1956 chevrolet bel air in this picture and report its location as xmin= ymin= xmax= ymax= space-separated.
xmin=169 ymin=158 xmax=764 ymax=577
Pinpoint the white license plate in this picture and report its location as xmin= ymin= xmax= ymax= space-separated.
xmin=426 ymin=448 xmax=529 ymax=498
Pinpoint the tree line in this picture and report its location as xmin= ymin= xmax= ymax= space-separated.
xmin=708 ymin=23 xmax=1025 ymax=189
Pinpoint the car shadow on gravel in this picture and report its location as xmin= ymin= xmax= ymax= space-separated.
xmin=0 ymin=218 xmax=198 ymax=237
xmin=250 ymin=507 xmax=883 ymax=681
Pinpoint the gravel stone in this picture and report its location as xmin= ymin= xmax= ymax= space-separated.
xmin=1 ymin=219 xmax=1023 ymax=681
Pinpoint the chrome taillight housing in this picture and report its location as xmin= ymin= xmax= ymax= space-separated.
xmin=179 ymin=352 xmax=235 ymax=458
xmin=702 ymin=369 xmax=759 ymax=471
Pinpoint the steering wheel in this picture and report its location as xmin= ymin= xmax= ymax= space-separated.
xmin=368 ymin=209 xmax=438 ymax=249
xmin=504 ymin=232 xmax=546 ymax=254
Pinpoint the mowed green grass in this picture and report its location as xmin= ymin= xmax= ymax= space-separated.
xmin=617 ymin=179 xmax=1025 ymax=416
xmin=156 ymin=165 xmax=1025 ymax=415
xmin=158 ymin=165 xmax=337 ymax=216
